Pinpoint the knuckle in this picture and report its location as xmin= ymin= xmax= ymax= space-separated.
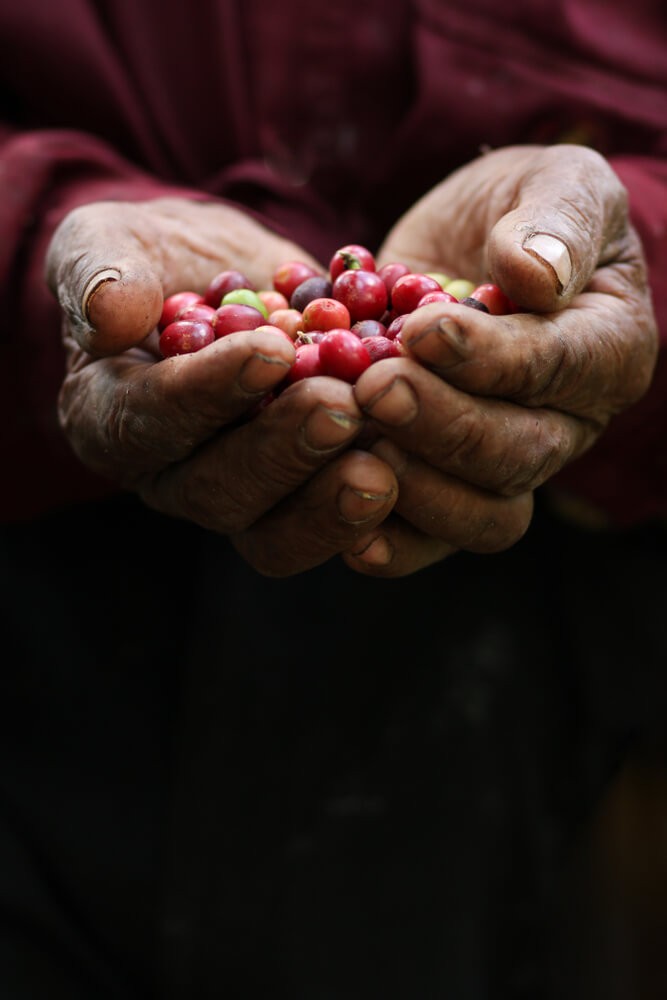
xmin=177 ymin=472 xmax=249 ymax=532
xmin=530 ymin=322 xmax=585 ymax=404
xmin=439 ymin=408 xmax=487 ymax=467
xmin=579 ymin=303 xmax=658 ymax=415
xmin=494 ymin=419 xmax=569 ymax=496
xmin=178 ymin=437 xmax=282 ymax=533
xmin=620 ymin=316 xmax=659 ymax=407
xmin=174 ymin=436 xmax=305 ymax=535
xmin=438 ymin=405 xmax=569 ymax=497
xmin=231 ymin=532 xmax=302 ymax=578
xmin=465 ymin=495 xmax=534 ymax=554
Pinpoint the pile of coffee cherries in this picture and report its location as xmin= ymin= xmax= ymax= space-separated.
xmin=158 ymin=243 xmax=516 ymax=386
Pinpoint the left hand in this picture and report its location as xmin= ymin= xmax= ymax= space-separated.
xmin=343 ymin=144 xmax=658 ymax=577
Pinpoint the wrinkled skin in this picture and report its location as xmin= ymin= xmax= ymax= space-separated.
xmin=46 ymin=144 xmax=658 ymax=578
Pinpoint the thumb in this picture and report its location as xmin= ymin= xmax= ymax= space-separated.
xmin=79 ymin=262 xmax=163 ymax=356
xmin=486 ymin=145 xmax=628 ymax=313
xmin=46 ymin=202 xmax=165 ymax=356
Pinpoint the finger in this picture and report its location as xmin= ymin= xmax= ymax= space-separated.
xmin=353 ymin=357 xmax=595 ymax=495
xmin=399 ymin=294 xmax=657 ymax=420
xmin=46 ymin=203 xmax=165 ymax=355
xmin=230 ymin=450 xmax=398 ymax=577
xmin=486 ymin=144 xmax=635 ymax=312
xmin=369 ymin=438 xmax=535 ymax=552
xmin=342 ymin=514 xmax=457 ymax=578
xmin=138 ymin=376 xmax=373 ymax=532
xmin=343 ymin=468 xmax=533 ymax=577
xmin=58 ymin=328 xmax=297 ymax=481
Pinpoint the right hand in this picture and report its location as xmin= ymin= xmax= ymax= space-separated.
xmin=46 ymin=197 xmax=399 ymax=576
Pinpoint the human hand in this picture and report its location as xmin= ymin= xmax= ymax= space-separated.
xmin=46 ymin=198 xmax=398 ymax=576
xmin=343 ymin=145 xmax=658 ymax=577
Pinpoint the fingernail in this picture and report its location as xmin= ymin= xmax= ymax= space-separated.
xmin=337 ymin=487 xmax=394 ymax=525
xmin=303 ymin=405 xmax=362 ymax=452
xmin=82 ymin=268 xmax=122 ymax=322
xmin=361 ymin=377 xmax=418 ymax=426
xmin=349 ymin=533 xmax=394 ymax=566
xmin=522 ymin=233 xmax=572 ymax=294
xmin=406 ymin=317 xmax=469 ymax=362
xmin=238 ymin=352 xmax=292 ymax=393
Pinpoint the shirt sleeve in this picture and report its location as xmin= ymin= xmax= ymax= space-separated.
xmin=547 ymin=155 xmax=667 ymax=529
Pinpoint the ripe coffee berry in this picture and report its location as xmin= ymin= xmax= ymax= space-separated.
xmin=377 ymin=262 xmax=411 ymax=300
xmin=212 ymin=302 xmax=266 ymax=338
xmin=273 ymin=260 xmax=319 ymax=300
xmin=284 ymin=342 xmax=323 ymax=384
xmin=391 ymin=273 xmax=443 ymax=314
xmin=469 ymin=282 xmax=515 ymax=315
xmin=159 ymin=291 xmax=205 ymax=330
xmin=332 ymin=269 xmax=388 ymax=323
xmin=417 ymin=290 xmax=458 ymax=308
xmin=385 ymin=314 xmax=408 ymax=341
xmin=351 ymin=319 xmax=387 ymax=339
xmin=159 ymin=319 xmax=215 ymax=357
xmin=329 ymin=243 xmax=376 ymax=281
xmin=301 ymin=297 xmax=351 ymax=332
xmin=176 ymin=303 xmax=218 ymax=324
xmin=157 ymin=245 xmax=518 ymax=398
xmin=258 ymin=289 xmax=289 ymax=314
xmin=318 ymin=330 xmax=373 ymax=383
xmin=361 ymin=336 xmax=401 ymax=363
xmin=267 ymin=308 xmax=304 ymax=340
xmin=204 ymin=269 xmax=253 ymax=308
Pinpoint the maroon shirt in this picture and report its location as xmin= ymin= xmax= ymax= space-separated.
xmin=1 ymin=0 xmax=666 ymax=523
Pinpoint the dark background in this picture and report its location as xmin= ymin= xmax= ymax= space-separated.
xmin=2 ymin=492 xmax=666 ymax=998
